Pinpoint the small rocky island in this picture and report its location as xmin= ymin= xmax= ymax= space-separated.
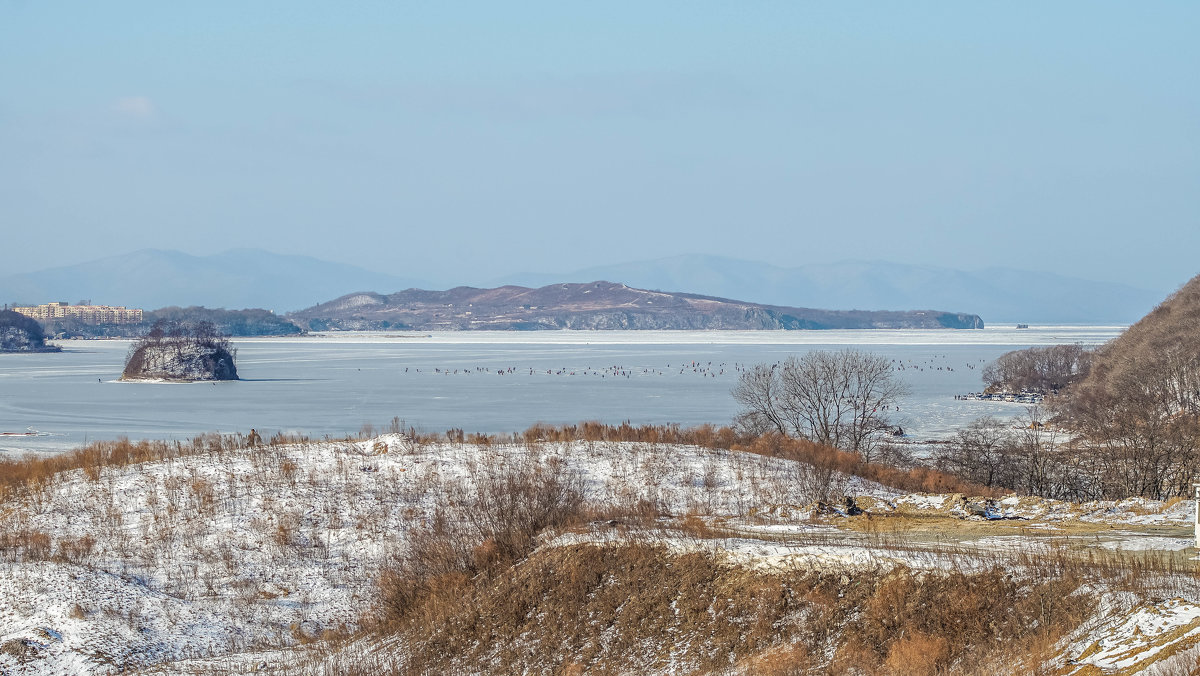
xmin=0 ymin=309 xmax=61 ymax=352
xmin=121 ymin=320 xmax=238 ymax=382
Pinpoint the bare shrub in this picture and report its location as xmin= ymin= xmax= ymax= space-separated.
xmin=274 ymin=511 xmax=303 ymax=548
xmin=738 ymin=432 xmax=1001 ymax=499
xmin=379 ymin=452 xmax=586 ymax=627
xmin=55 ymin=534 xmax=96 ymax=564
xmin=794 ymin=453 xmax=852 ymax=504
xmin=677 ymin=512 xmax=719 ymax=540
xmin=0 ymin=530 xmax=53 ymax=562
xmin=518 ymin=421 xmax=737 ymax=448
xmin=461 ymin=454 xmax=585 ymax=563
xmin=189 ymin=477 xmax=216 ymax=516
xmin=279 ymin=458 xmax=299 ymax=486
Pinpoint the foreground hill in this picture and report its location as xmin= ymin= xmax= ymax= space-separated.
xmin=0 ymin=431 xmax=1197 ymax=674
xmin=499 ymin=255 xmax=1162 ymax=324
xmin=290 ymin=281 xmax=984 ymax=331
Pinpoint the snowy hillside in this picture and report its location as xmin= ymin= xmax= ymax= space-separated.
xmin=1 ymin=435 xmax=1199 ymax=674
xmin=0 ymin=436 xmax=880 ymax=673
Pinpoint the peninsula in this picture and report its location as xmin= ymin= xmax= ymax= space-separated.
xmin=289 ymin=281 xmax=984 ymax=331
xmin=0 ymin=309 xmax=61 ymax=352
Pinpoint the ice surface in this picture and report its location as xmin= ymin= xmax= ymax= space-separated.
xmin=0 ymin=326 xmax=1122 ymax=454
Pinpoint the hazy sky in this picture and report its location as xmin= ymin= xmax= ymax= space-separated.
xmin=3 ymin=2 xmax=1197 ymax=291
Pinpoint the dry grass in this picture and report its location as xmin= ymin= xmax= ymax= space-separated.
xmin=377 ymin=452 xmax=587 ymax=628
xmin=364 ymin=541 xmax=1094 ymax=676
xmin=0 ymin=423 xmax=996 ymax=511
xmin=513 ymin=422 xmax=1002 ymax=498
xmin=0 ymin=432 xmax=309 ymax=503
xmin=2 ymin=421 xmax=1195 ymax=674
xmin=732 ymin=432 xmax=1003 ymax=498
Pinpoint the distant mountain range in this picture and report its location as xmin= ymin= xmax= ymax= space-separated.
xmin=0 ymin=249 xmax=428 ymax=313
xmin=0 ymin=249 xmax=1163 ymax=324
xmin=289 ymin=282 xmax=983 ymax=331
xmin=497 ymin=256 xmax=1162 ymax=324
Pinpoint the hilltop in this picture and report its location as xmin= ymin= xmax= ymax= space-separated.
xmin=499 ymin=255 xmax=1162 ymax=324
xmin=289 ymin=281 xmax=984 ymax=331
xmin=1065 ymin=271 xmax=1200 ymax=410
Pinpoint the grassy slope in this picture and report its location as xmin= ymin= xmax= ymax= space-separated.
xmin=1 ymin=433 xmax=1199 ymax=674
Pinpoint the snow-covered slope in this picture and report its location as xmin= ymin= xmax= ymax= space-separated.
xmin=0 ymin=437 xmax=883 ymax=673
xmin=1 ymin=436 xmax=1197 ymax=674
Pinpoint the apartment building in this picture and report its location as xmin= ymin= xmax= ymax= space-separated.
xmin=12 ymin=302 xmax=144 ymax=324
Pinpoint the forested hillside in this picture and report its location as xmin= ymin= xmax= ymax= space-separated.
xmin=0 ymin=310 xmax=60 ymax=353
xmin=1061 ymin=273 xmax=1200 ymax=421
xmin=936 ymin=273 xmax=1200 ymax=500
xmin=42 ymin=306 xmax=302 ymax=339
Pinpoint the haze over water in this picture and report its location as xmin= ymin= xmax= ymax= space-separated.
xmin=0 ymin=326 xmax=1123 ymax=454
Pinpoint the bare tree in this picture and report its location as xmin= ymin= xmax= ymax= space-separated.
xmin=933 ymin=416 xmax=1012 ymax=488
xmin=730 ymin=363 xmax=789 ymax=436
xmin=733 ymin=349 xmax=908 ymax=460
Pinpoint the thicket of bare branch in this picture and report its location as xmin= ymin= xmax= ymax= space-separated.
xmin=932 ymin=409 xmax=1088 ymax=499
xmin=982 ymin=343 xmax=1092 ymax=394
xmin=732 ymin=350 xmax=908 ymax=462
xmin=1045 ymin=276 xmax=1200 ymax=498
xmin=942 ymin=274 xmax=1200 ymax=500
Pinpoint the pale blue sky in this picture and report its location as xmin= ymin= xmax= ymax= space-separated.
xmin=3 ymin=2 xmax=1197 ymax=292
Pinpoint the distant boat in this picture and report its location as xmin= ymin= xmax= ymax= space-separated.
xmin=1 ymin=427 xmax=44 ymax=437
xmin=1016 ymin=323 xmax=1029 ymax=329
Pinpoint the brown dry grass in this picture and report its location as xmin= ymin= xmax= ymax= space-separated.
xmin=0 ymin=432 xmax=302 ymax=503
xmin=369 ymin=542 xmax=1092 ymax=676
xmin=0 ymin=423 xmax=998 ymax=510
xmin=732 ymin=432 xmax=1003 ymax=499
xmin=1 ymin=420 xmax=1188 ymax=674
xmin=515 ymin=423 xmax=1001 ymax=498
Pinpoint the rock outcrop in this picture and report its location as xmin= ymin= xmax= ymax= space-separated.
xmin=121 ymin=321 xmax=238 ymax=382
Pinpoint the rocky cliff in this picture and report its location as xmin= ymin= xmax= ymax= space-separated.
xmin=290 ymin=282 xmax=984 ymax=331
xmin=121 ymin=321 xmax=238 ymax=381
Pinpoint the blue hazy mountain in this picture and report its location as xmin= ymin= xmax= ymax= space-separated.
xmin=0 ymin=249 xmax=429 ymax=313
xmin=4 ymin=250 xmax=1161 ymax=323
xmin=496 ymin=256 xmax=1161 ymax=324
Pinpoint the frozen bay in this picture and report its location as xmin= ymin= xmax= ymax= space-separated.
xmin=0 ymin=326 xmax=1124 ymax=454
